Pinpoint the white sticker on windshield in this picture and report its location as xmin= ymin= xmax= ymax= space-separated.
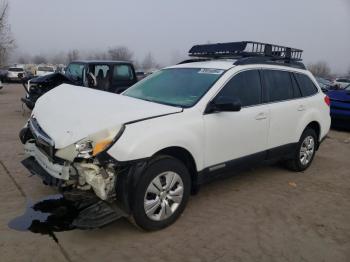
xmin=198 ymin=68 xmax=224 ymax=75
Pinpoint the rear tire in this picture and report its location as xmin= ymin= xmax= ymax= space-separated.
xmin=285 ymin=128 xmax=317 ymax=172
xmin=132 ymin=155 xmax=191 ymax=230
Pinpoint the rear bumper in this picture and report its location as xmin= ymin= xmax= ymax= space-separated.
xmin=7 ymin=76 xmax=21 ymax=81
xmin=330 ymin=113 xmax=350 ymax=122
xmin=331 ymin=115 xmax=350 ymax=129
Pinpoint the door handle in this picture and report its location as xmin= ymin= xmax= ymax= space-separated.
xmin=255 ymin=112 xmax=267 ymax=120
xmin=297 ymin=105 xmax=306 ymax=111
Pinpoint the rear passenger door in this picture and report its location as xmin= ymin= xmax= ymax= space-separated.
xmin=262 ymin=69 xmax=305 ymax=151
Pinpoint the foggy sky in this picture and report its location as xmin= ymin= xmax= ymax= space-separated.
xmin=8 ymin=0 xmax=350 ymax=74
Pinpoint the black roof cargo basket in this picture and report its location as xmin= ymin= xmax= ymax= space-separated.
xmin=189 ymin=41 xmax=303 ymax=61
xmin=186 ymin=41 xmax=305 ymax=69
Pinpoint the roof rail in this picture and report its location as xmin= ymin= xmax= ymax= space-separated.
xmin=233 ymin=56 xmax=306 ymax=69
xmin=189 ymin=41 xmax=303 ymax=61
xmin=177 ymin=58 xmax=210 ymax=65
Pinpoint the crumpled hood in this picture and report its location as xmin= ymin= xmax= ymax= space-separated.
xmin=33 ymin=84 xmax=182 ymax=149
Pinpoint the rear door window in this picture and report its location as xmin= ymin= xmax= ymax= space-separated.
xmin=294 ymin=73 xmax=318 ymax=97
xmin=216 ymin=70 xmax=262 ymax=107
xmin=263 ymin=70 xmax=294 ymax=102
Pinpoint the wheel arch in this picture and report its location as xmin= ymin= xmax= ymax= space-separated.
xmin=303 ymin=121 xmax=321 ymax=149
xmin=153 ymin=146 xmax=199 ymax=193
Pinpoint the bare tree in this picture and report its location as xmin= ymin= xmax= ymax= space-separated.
xmin=307 ymin=61 xmax=331 ymax=78
xmin=17 ymin=54 xmax=31 ymax=64
xmin=0 ymin=0 xmax=15 ymax=66
xmin=51 ymin=51 xmax=66 ymax=64
xmin=108 ymin=46 xmax=133 ymax=61
xmin=142 ymin=52 xmax=158 ymax=70
xmin=33 ymin=54 xmax=47 ymax=64
xmin=66 ymin=49 xmax=79 ymax=63
xmin=87 ymin=50 xmax=108 ymax=60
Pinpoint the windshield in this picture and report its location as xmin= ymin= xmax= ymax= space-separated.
xmin=65 ymin=63 xmax=84 ymax=81
xmin=38 ymin=66 xmax=54 ymax=72
xmin=123 ymin=68 xmax=225 ymax=107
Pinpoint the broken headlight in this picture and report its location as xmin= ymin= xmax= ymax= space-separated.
xmin=75 ymin=140 xmax=93 ymax=158
xmin=76 ymin=138 xmax=113 ymax=159
xmin=92 ymin=139 xmax=113 ymax=156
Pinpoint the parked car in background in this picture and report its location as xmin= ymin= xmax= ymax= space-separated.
xmin=21 ymin=60 xmax=137 ymax=109
xmin=19 ymin=42 xmax=330 ymax=230
xmin=6 ymin=67 xmax=26 ymax=82
xmin=328 ymin=83 xmax=350 ymax=128
xmin=333 ymin=78 xmax=350 ymax=89
xmin=316 ymin=77 xmax=332 ymax=92
xmin=136 ymin=71 xmax=146 ymax=80
xmin=36 ymin=66 xmax=55 ymax=77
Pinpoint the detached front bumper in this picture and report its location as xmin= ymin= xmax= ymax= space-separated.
xmin=21 ymin=156 xmax=126 ymax=229
xmin=24 ymin=141 xmax=70 ymax=180
xmin=21 ymin=152 xmax=129 ymax=229
xmin=22 ymin=156 xmax=65 ymax=186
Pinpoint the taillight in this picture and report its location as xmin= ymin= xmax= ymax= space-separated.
xmin=324 ymin=95 xmax=330 ymax=106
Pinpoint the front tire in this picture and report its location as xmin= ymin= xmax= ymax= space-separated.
xmin=132 ymin=155 xmax=191 ymax=230
xmin=285 ymin=128 xmax=317 ymax=172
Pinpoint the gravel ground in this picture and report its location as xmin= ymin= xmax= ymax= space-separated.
xmin=0 ymin=84 xmax=349 ymax=262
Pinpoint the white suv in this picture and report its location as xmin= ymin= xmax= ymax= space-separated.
xmin=20 ymin=42 xmax=331 ymax=230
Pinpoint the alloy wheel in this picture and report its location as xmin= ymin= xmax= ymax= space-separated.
xmin=299 ymin=135 xmax=315 ymax=166
xmin=144 ymin=171 xmax=184 ymax=221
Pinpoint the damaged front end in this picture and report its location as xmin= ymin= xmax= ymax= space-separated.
xmin=22 ymin=141 xmax=118 ymax=201
xmin=19 ymin=118 xmax=144 ymax=227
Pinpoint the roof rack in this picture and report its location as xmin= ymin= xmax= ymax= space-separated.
xmin=186 ymin=41 xmax=305 ymax=69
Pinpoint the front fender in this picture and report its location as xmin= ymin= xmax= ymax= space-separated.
xmin=107 ymin=112 xmax=204 ymax=171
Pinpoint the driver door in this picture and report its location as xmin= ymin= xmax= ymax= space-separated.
xmin=203 ymin=69 xmax=270 ymax=169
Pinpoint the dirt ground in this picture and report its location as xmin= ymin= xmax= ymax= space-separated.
xmin=0 ymin=84 xmax=349 ymax=262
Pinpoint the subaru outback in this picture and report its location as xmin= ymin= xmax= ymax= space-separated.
xmin=20 ymin=42 xmax=331 ymax=230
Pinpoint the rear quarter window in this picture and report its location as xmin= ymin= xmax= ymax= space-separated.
xmin=294 ymin=73 xmax=318 ymax=97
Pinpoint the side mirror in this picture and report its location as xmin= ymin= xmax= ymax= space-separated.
xmin=205 ymin=97 xmax=242 ymax=114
